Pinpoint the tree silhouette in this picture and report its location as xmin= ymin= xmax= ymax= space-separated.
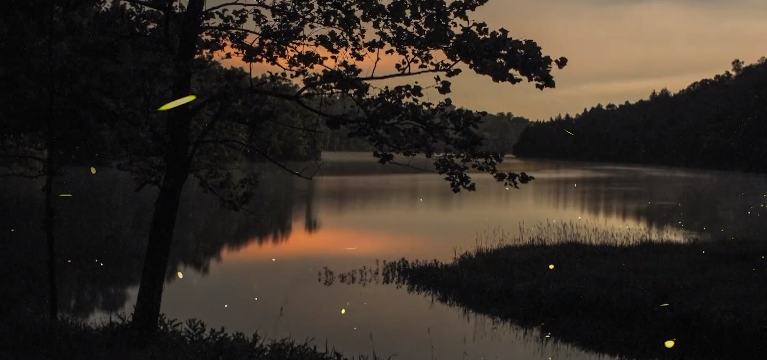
xmin=513 ymin=58 xmax=767 ymax=173
xmin=105 ymin=0 xmax=568 ymax=336
xmin=0 ymin=0 xmax=115 ymax=324
xmin=3 ymin=0 xmax=567 ymax=335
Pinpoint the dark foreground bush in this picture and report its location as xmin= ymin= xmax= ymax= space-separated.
xmin=1 ymin=314 xmax=386 ymax=360
xmin=323 ymin=223 xmax=767 ymax=360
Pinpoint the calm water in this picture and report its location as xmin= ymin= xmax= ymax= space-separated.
xmin=3 ymin=152 xmax=766 ymax=359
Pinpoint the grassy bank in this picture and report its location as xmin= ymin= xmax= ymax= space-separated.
xmin=1 ymin=314 xmax=383 ymax=360
xmin=323 ymin=223 xmax=767 ymax=360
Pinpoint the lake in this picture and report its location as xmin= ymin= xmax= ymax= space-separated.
xmin=2 ymin=152 xmax=766 ymax=360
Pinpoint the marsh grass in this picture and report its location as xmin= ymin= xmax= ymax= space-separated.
xmin=1 ymin=312 xmax=390 ymax=360
xmin=322 ymin=222 xmax=767 ymax=360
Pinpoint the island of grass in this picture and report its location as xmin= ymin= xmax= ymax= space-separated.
xmin=324 ymin=223 xmax=767 ymax=360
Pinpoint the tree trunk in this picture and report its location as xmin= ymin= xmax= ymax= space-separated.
xmin=45 ymin=0 xmax=58 ymax=326
xmin=44 ymin=159 xmax=56 ymax=324
xmin=130 ymin=158 xmax=188 ymax=334
xmin=131 ymin=0 xmax=205 ymax=335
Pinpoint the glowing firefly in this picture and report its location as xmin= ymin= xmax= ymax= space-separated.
xmin=90 ymin=167 xmax=96 ymax=175
xmin=177 ymin=272 xmax=183 ymax=279
xmin=549 ymin=264 xmax=555 ymax=270
xmin=664 ymin=340 xmax=675 ymax=348
xmin=564 ymin=129 xmax=575 ymax=136
xmin=59 ymin=194 xmax=73 ymax=197
xmin=157 ymin=95 xmax=197 ymax=111
xmin=660 ymin=303 xmax=669 ymax=307
xmin=341 ymin=308 xmax=346 ymax=314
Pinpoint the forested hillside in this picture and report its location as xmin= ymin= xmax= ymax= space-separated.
xmin=513 ymin=58 xmax=767 ymax=172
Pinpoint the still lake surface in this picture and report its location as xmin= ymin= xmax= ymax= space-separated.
xmin=3 ymin=152 xmax=766 ymax=359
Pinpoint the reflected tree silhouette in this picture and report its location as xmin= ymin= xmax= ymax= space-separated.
xmin=539 ymin=169 xmax=767 ymax=239
xmin=0 ymin=166 xmax=306 ymax=320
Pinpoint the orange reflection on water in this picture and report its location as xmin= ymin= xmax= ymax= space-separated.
xmin=222 ymin=226 xmax=427 ymax=260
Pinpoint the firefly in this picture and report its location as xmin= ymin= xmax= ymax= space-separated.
xmin=664 ymin=340 xmax=675 ymax=348
xmin=90 ymin=167 xmax=96 ymax=175
xmin=341 ymin=308 xmax=346 ymax=314
xmin=660 ymin=303 xmax=669 ymax=307
xmin=177 ymin=272 xmax=183 ymax=279
xmin=564 ymin=129 xmax=574 ymax=136
xmin=549 ymin=264 xmax=555 ymax=270
xmin=157 ymin=95 xmax=196 ymax=111
xmin=59 ymin=194 xmax=73 ymax=197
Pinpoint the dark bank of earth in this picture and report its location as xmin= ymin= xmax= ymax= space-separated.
xmin=327 ymin=238 xmax=767 ymax=360
xmin=2 ymin=316 xmax=383 ymax=360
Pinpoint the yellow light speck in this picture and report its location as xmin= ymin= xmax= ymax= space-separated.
xmin=660 ymin=303 xmax=669 ymax=307
xmin=157 ymin=95 xmax=196 ymax=111
xmin=100 ymin=263 xmax=103 ymax=266
xmin=548 ymin=264 xmax=555 ymax=270
xmin=67 ymin=260 xmax=71 ymax=263
xmin=177 ymin=272 xmax=183 ymax=279
xmin=420 ymin=198 xmax=423 ymax=201
xmin=10 ymin=229 xmax=14 ymax=232
xmin=255 ymin=298 xmax=258 ymax=300
xmin=341 ymin=308 xmax=346 ymax=314
xmin=664 ymin=340 xmax=675 ymax=348
xmin=545 ymin=333 xmax=551 ymax=338
xmin=59 ymin=194 xmax=72 ymax=197
xmin=505 ymin=187 xmax=509 ymax=190
xmin=225 ymin=304 xmax=228 ymax=308
xmin=90 ymin=167 xmax=96 ymax=175
xmin=272 ymin=258 xmax=275 ymax=262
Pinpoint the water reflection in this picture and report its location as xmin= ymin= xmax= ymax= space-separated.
xmin=1 ymin=153 xmax=765 ymax=360
xmin=0 ymin=166 xmax=309 ymax=321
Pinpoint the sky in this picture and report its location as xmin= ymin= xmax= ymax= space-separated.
xmin=215 ymin=0 xmax=767 ymax=120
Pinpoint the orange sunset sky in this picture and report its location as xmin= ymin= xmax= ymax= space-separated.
xmin=210 ymin=0 xmax=767 ymax=121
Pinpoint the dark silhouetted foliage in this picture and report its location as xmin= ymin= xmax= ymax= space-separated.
xmin=513 ymin=58 xmax=767 ymax=173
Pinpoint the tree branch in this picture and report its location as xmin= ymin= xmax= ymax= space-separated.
xmin=204 ymin=1 xmax=276 ymax=14
xmin=358 ymin=69 xmax=442 ymax=81
xmin=198 ymin=139 xmax=323 ymax=180
xmin=134 ymin=179 xmax=160 ymax=192
xmin=188 ymin=100 xmax=229 ymax=163
xmin=191 ymin=172 xmax=258 ymax=216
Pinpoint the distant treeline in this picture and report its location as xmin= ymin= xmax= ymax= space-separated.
xmin=512 ymin=57 xmax=767 ymax=172
xmin=321 ymin=111 xmax=530 ymax=155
